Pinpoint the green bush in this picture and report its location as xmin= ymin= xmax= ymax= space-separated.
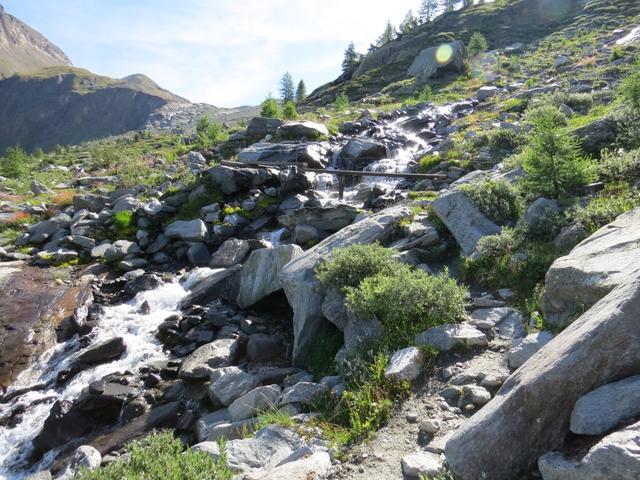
xmin=260 ymin=95 xmax=280 ymax=118
xmin=412 ymin=85 xmax=433 ymax=103
xmin=333 ymin=92 xmax=350 ymax=111
xmin=574 ymin=183 xmax=640 ymax=233
xmin=534 ymin=91 xmax=594 ymax=114
xmin=196 ymin=116 xmax=227 ymax=148
xmin=477 ymin=128 xmax=523 ymax=153
xmin=346 ymin=267 xmax=467 ymax=348
xmin=610 ymin=45 xmax=625 ymax=62
xmin=460 ymin=179 xmax=521 ymax=225
xmin=112 ymin=210 xmax=136 ymax=237
xmin=467 ymin=32 xmax=488 ymax=57
xmin=619 ymin=70 xmax=640 ymax=112
xmin=316 ymin=243 xmax=399 ymax=291
xmin=519 ymin=105 xmax=595 ymax=198
xmin=0 ymin=146 xmax=31 ymax=179
xmin=597 ymin=149 xmax=640 ymax=183
xmin=282 ymin=101 xmax=299 ymax=120
xmin=76 ymin=431 xmax=233 ymax=480
xmin=417 ymin=153 xmax=442 ymax=172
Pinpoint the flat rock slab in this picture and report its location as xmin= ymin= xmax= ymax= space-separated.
xmin=416 ymin=323 xmax=487 ymax=352
xmin=179 ymin=338 xmax=240 ymax=379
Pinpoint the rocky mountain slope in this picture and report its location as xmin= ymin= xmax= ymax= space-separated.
xmin=0 ymin=4 xmax=71 ymax=78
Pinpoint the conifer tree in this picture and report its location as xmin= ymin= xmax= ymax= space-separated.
xmin=279 ymin=72 xmax=295 ymax=103
xmin=342 ymin=42 xmax=359 ymax=72
xmin=295 ymin=80 xmax=307 ymax=103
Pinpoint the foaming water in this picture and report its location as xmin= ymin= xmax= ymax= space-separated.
xmin=0 ymin=274 xmax=197 ymax=479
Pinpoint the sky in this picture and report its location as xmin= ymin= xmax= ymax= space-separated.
xmin=3 ymin=0 xmax=422 ymax=107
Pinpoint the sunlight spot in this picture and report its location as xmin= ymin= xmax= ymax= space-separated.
xmin=436 ymin=44 xmax=454 ymax=65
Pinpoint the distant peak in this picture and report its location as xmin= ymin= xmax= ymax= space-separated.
xmin=0 ymin=5 xmax=5 ymax=14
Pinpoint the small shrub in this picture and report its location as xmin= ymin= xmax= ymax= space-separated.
xmin=282 ymin=101 xmax=299 ymax=120
xmin=478 ymin=128 xmax=523 ymax=153
xmin=75 ymin=431 xmax=233 ymax=480
xmin=0 ymin=146 xmax=31 ymax=179
xmin=52 ymin=190 xmax=75 ymax=207
xmin=112 ymin=210 xmax=136 ymax=237
xmin=334 ymin=92 xmax=350 ymax=112
xmin=412 ymin=85 xmax=433 ymax=103
xmin=0 ymin=211 xmax=33 ymax=227
xmin=346 ymin=267 xmax=467 ymax=348
xmin=418 ymin=153 xmax=442 ymax=172
xmin=260 ymin=95 xmax=280 ymax=118
xmin=196 ymin=116 xmax=227 ymax=148
xmin=597 ymin=148 xmax=640 ymax=183
xmin=574 ymin=183 xmax=640 ymax=233
xmin=316 ymin=243 xmax=398 ymax=291
xmin=610 ymin=45 xmax=625 ymax=62
xmin=519 ymin=105 xmax=595 ymax=198
xmin=460 ymin=179 xmax=521 ymax=225
xmin=619 ymin=70 xmax=640 ymax=112
xmin=467 ymin=32 xmax=488 ymax=58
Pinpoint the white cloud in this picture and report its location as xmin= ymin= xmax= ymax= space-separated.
xmin=6 ymin=0 xmax=421 ymax=106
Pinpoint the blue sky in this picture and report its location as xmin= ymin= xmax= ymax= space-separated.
xmin=3 ymin=0 xmax=421 ymax=107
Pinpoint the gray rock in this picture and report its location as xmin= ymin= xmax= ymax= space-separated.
xmin=187 ymin=151 xmax=208 ymax=172
xmin=445 ymin=278 xmax=640 ymax=480
xmin=90 ymin=243 xmax=111 ymax=259
xmin=460 ymin=385 xmax=492 ymax=407
xmin=553 ymin=224 xmax=588 ymax=250
xmin=415 ymin=324 xmax=487 ymax=352
xmin=165 ymin=219 xmax=208 ymax=242
xmin=209 ymin=368 xmax=261 ymax=407
xmin=431 ymin=190 xmax=501 ymax=256
xmin=276 ymin=121 xmax=329 ymax=139
xmin=293 ymin=224 xmax=326 ymax=245
xmin=30 ymin=179 xmax=53 ymax=195
xmin=476 ymin=86 xmax=499 ymax=101
xmin=278 ymin=204 xmax=359 ymax=232
xmin=24 ymin=472 xmax=51 ymax=480
xmin=194 ymin=425 xmax=304 ymax=473
xmin=524 ymin=198 xmax=560 ymax=230
xmin=574 ymin=118 xmax=617 ymax=155
xmin=280 ymin=382 xmax=329 ymax=406
xmin=238 ymin=142 xmax=330 ymax=168
xmin=338 ymin=138 xmax=388 ymax=170
xmin=142 ymin=198 xmax=163 ymax=216
xmin=247 ymin=334 xmax=286 ymax=363
xmin=187 ymin=243 xmax=210 ymax=267
xmin=401 ymin=451 xmax=444 ymax=478
xmin=112 ymin=195 xmax=140 ymax=214
xmin=195 ymin=409 xmax=232 ymax=442
xmin=179 ymin=338 xmax=240 ymax=379
xmin=104 ymin=240 xmax=140 ymax=262
xmin=243 ymin=451 xmax=331 ymax=480
xmin=76 ymin=337 xmax=126 ymax=366
xmin=56 ymin=445 xmax=101 ymax=480
xmin=541 ymin=208 xmax=640 ymax=326
xmin=206 ymin=165 xmax=256 ymax=195
xmin=538 ymin=419 xmax=640 ymax=480
xmin=145 ymin=234 xmax=168 ymax=254
xmin=236 ymin=245 xmax=303 ymax=309
xmin=343 ymin=310 xmax=383 ymax=354
xmin=73 ymin=193 xmax=107 ymax=213
xmin=384 ymin=347 xmax=423 ymax=382
xmin=69 ymin=235 xmax=95 ymax=251
xmin=321 ymin=289 xmax=349 ymax=331
xmin=246 ymin=117 xmax=284 ymax=139
xmin=228 ymin=385 xmax=281 ymax=421
xmin=27 ymin=213 xmax=71 ymax=244
xmin=180 ymin=265 xmax=242 ymax=308
xmin=407 ymin=40 xmax=467 ymax=80
xmin=280 ymin=204 xmax=411 ymax=364
xmin=570 ymin=375 xmax=640 ymax=435
xmin=553 ymin=55 xmax=571 ymax=69
xmin=508 ymin=332 xmax=555 ymax=370
xmin=470 ymin=307 xmax=525 ymax=339
xmin=210 ymin=238 xmax=250 ymax=268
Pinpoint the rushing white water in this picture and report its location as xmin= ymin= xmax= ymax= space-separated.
xmin=617 ymin=26 xmax=640 ymax=45
xmin=0 ymin=273 xmax=202 ymax=479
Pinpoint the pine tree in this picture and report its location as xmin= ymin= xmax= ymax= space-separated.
xmin=295 ymin=80 xmax=307 ymax=103
xmin=342 ymin=42 xmax=359 ymax=72
xmin=467 ymin=32 xmax=488 ymax=57
xmin=376 ymin=21 xmax=395 ymax=47
xmin=419 ymin=0 xmax=439 ymax=23
xmin=279 ymin=72 xmax=295 ymax=103
xmin=400 ymin=10 xmax=417 ymax=34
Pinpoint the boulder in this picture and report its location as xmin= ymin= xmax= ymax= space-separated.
xmin=165 ymin=219 xmax=208 ymax=242
xmin=32 ymin=400 xmax=90 ymax=455
xmin=280 ymin=204 xmax=411 ymax=364
xmin=476 ymin=86 xmax=499 ymax=101
xmin=338 ymin=138 xmax=388 ymax=170
xmin=142 ymin=198 xmax=163 ymax=216
xmin=238 ymin=142 xmax=330 ymax=168
xmin=445 ymin=278 xmax=640 ymax=480
xmin=206 ymin=165 xmax=256 ymax=195
xmin=247 ymin=334 xmax=286 ymax=363
xmin=103 ymin=240 xmax=140 ymax=262
xmin=210 ymin=238 xmax=250 ymax=268
xmin=243 ymin=451 xmax=331 ymax=480
xmin=112 ymin=195 xmax=140 ymax=214
xmin=30 ymin=179 xmax=53 ymax=195
xmin=27 ymin=213 xmax=71 ymax=244
xmin=247 ymin=117 xmax=284 ymax=139
xmin=553 ymin=55 xmax=572 ymax=69
xmin=278 ymin=205 xmax=360 ymax=232
xmin=553 ymin=223 xmax=588 ymax=250
xmin=236 ymin=245 xmax=303 ymax=308
xmin=508 ymin=331 xmax=555 ymax=370
xmin=407 ymin=41 xmax=467 ymax=80
xmin=280 ymin=382 xmax=329 ymax=406
xmin=524 ymin=198 xmax=560 ymax=230
xmin=401 ymin=451 xmax=444 ymax=478
xmin=57 ymin=446 xmax=101 ymax=480
xmin=469 ymin=307 xmax=526 ymax=339
xmin=180 ymin=265 xmax=242 ymax=308
xmin=76 ymin=337 xmax=126 ymax=366
xmin=384 ymin=347 xmax=423 ymax=383
xmin=209 ymin=368 xmax=261 ymax=407
xmin=415 ymin=324 xmax=487 ymax=352
xmin=73 ymin=194 xmax=107 ymax=213
xmin=179 ymin=338 xmax=240 ymax=379
xmin=228 ymin=385 xmax=281 ymax=421
xmin=541 ymin=208 xmax=640 ymax=326
xmin=276 ymin=121 xmax=329 ymax=140
xmin=431 ymin=190 xmax=501 ymax=256
xmin=187 ymin=243 xmax=210 ymax=267
xmin=538 ymin=419 xmax=640 ymax=480
xmin=187 ymin=151 xmax=207 ymax=172
xmin=570 ymin=375 xmax=640 ymax=435
xmin=574 ymin=118 xmax=617 ymax=155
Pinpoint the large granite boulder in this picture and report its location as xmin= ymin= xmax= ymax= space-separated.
xmin=445 ymin=279 xmax=640 ymax=480
xmin=276 ymin=121 xmax=329 ymax=140
xmin=338 ymin=138 xmax=388 ymax=170
xmin=431 ymin=190 xmax=501 ymax=256
xmin=236 ymin=245 xmax=303 ymax=309
xmin=407 ymin=41 xmax=467 ymax=80
xmin=210 ymin=238 xmax=250 ymax=268
xmin=280 ymin=204 xmax=411 ymax=364
xmin=165 ymin=219 xmax=208 ymax=242
xmin=538 ymin=419 xmax=640 ymax=480
xmin=238 ymin=142 xmax=330 ymax=168
xmin=179 ymin=338 xmax=240 ymax=379
xmin=180 ymin=265 xmax=242 ymax=308
xmin=574 ymin=118 xmax=617 ymax=155
xmin=246 ymin=117 xmax=284 ymax=139
xmin=541 ymin=208 xmax=640 ymax=326
xmin=278 ymin=204 xmax=360 ymax=232
xmin=206 ymin=165 xmax=257 ymax=195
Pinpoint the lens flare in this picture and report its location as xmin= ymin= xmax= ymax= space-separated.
xmin=470 ymin=52 xmax=499 ymax=82
xmin=436 ymin=44 xmax=454 ymax=65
